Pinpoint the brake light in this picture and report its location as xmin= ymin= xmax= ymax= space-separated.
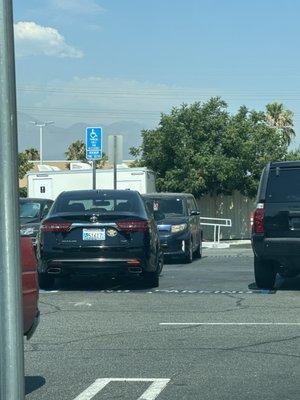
xmin=117 ymin=220 xmax=149 ymax=232
xmin=253 ymin=203 xmax=265 ymax=234
xmin=41 ymin=221 xmax=72 ymax=232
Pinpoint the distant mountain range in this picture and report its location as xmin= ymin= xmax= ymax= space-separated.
xmin=17 ymin=113 xmax=145 ymax=160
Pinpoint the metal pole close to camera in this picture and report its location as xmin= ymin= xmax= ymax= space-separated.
xmin=113 ymin=135 xmax=117 ymax=189
xmin=93 ymin=160 xmax=96 ymax=189
xmin=0 ymin=0 xmax=25 ymax=399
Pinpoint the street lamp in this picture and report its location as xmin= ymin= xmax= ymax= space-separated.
xmin=29 ymin=121 xmax=54 ymax=164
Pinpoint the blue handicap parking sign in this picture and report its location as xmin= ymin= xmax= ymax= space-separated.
xmin=86 ymin=127 xmax=102 ymax=160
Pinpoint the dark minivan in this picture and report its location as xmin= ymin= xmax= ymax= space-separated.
xmin=252 ymin=161 xmax=300 ymax=288
xmin=37 ymin=189 xmax=163 ymax=289
xmin=143 ymin=193 xmax=202 ymax=263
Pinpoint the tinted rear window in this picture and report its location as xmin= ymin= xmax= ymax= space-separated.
xmin=20 ymin=202 xmax=41 ymax=218
xmin=266 ymin=168 xmax=300 ymax=202
xmin=52 ymin=191 xmax=145 ymax=215
xmin=144 ymin=197 xmax=186 ymax=217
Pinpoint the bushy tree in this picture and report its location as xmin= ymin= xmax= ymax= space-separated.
xmin=130 ymin=98 xmax=297 ymax=198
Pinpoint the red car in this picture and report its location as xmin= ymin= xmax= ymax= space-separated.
xmin=21 ymin=236 xmax=40 ymax=339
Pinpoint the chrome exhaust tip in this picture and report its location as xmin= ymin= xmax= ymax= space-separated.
xmin=47 ymin=267 xmax=62 ymax=275
xmin=128 ymin=266 xmax=142 ymax=274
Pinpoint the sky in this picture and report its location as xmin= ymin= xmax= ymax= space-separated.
xmin=13 ymin=0 xmax=300 ymax=146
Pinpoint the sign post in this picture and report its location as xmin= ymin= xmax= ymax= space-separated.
xmin=108 ymin=135 xmax=123 ymax=190
xmin=86 ymin=127 xmax=102 ymax=189
xmin=0 ymin=1 xmax=25 ymax=399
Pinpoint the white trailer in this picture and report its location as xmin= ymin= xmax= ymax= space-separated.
xmin=27 ymin=167 xmax=156 ymax=200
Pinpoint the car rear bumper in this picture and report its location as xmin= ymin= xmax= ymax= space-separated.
xmin=39 ymin=246 xmax=154 ymax=275
xmin=252 ymin=235 xmax=300 ymax=259
xmin=25 ymin=311 xmax=40 ymax=340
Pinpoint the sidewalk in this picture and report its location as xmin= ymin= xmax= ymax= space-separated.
xmin=203 ymin=240 xmax=251 ymax=249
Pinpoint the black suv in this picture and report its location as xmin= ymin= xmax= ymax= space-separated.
xmin=252 ymin=161 xmax=300 ymax=288
xmin=143 ymin=193 xmax=202 ymax=263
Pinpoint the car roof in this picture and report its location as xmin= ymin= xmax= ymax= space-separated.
xmin=270 ymin=160 xmax=300 ymax=168
xmin=142 ymin=192 xmax=194 ymax=199
xmin=59 ymin=189 xmax=140 ymax=196
xmin=19 ymin=197 xmax=53 ymax=203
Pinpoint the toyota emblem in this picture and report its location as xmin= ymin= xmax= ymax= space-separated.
xmin=90 ymin=214 xmax=98 ymax=223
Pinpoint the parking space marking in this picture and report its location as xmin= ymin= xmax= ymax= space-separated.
xmin=160 ymin=322 xmax=300 ymax=326
xmin=73 ymin=378 xmax=170 ymax=400
xmin=97 ymin=289 xmax=274 ymax=295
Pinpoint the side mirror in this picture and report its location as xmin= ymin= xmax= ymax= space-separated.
xmin=190 ymin=210 xmax=200 ymax=216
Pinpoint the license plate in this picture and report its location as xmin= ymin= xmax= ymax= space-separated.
xmin=82 ymin=228 xmax=105 ymax=241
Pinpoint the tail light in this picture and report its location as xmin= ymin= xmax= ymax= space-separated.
xmin=41 ymin=221 xmax=72 ymax=233
xmin=253 ymin=203 xmax=265 ymax=234
xmin=117 ymin=220 xmax=149 ymax=232
xmin=126 ymin=259 xmax=141 ymax=265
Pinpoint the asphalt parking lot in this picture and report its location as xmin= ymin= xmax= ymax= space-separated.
xmin=25 ymin=247 xmax=300 ymax=400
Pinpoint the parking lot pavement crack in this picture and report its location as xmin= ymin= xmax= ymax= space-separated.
xmin=39 ymin=300 xmax=62 ymax=315
xmin=223 ymin=334 xmax=300 ymax=353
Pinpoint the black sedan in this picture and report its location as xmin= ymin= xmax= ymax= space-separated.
xmin=143 ymin=193 xmax=202 ymax=263
xmin=37 ymin=189 xmax=163 ymax=289
xmin=20 ymin=197 xmax=54 ymax=238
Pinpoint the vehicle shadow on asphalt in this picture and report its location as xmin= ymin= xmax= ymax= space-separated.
xmin=52 ymin=276 xmax=156 ymax=292
xmin=25 ymin=376 xmax=46 ymax=395
xmin=248 ymin=275 xmax=300 ymax=292
xmin=163 ymin=256 xmax=208 ymax=265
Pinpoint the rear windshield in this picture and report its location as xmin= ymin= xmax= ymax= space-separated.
xmin=52 ymin=191 xmax=145 ymax=215
xmin=20 ymin=202 xmax=41 ymax=218
xmin=266 ymin=168 xmax=300 ymax=202
xmin=144 ymin=197 xmax=186 ymax=217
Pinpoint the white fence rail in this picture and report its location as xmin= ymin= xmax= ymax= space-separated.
xmin=200 ymin=217 xmax=232 ymax=245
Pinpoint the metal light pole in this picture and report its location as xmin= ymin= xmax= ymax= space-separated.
xmin=0 ymin=0 xmax=25 ymax=399
xmin=30 ymin=121 xmax=54 ymax=164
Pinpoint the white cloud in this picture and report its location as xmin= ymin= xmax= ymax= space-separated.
xmin=14 ymin=21 xmax=83 ymax=58
xmin=52 ymin=0 xmax=104 ymax=15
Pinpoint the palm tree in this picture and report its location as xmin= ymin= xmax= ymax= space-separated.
xmin=24 ymin=147 xmax=40 ymax=161
xmin=265 ymin=102 xmax=295 ymax=145
xmin=65 ymin=140 xmax=87 ymax=162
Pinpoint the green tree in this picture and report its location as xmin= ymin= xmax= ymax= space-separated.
xmin=65 ymin=140 xmax=108 ymax=168
xmin=265 ymin=102 xmax=295 ymax=145
xmin=24 ymin=147 xmax=40 ymax=161
xmin=18 ymin=151 xmax=34 ymax=179
xmin=65 ymin=140 xmax=87 ymax=162
xmin=131 ymin=98 xmax=295 ymax=198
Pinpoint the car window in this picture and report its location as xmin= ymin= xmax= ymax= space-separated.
xmin=20 ymin=202 xmax=41 ymax=218
xmin=52 ymin=191 xmax=145 ymax=215
xmin=266 ymin=168 xmax=300 ymax=202
xmin=145 ymin=197 xmax=186 ymax=217
xmin=187 ymin=198 xmax=195 ymax=213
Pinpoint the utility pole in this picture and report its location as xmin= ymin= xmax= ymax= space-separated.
xmin=30 ymin=121 xmax=54 ymax=164
xmin=113 ymin=135 xmax=117 ymax=189
xmin=0 ymin=1 xmax=25 ymax=399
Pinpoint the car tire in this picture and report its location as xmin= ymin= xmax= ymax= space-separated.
xmin=38 ymin=273 xmax=55 ymax=290
xmin=184 ymin=240 xmax=193 ymax=264
xmin=194 ymin=239 xmax=202 ymax=259
xmin=143 ymin=271 xmax=159 ymax=288
xmin=157 ymin=250 xmax=164 ymax=275
xmin=254 ymin=256 xmax=277 ymax=289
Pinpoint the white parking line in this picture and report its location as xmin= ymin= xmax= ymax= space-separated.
xmin=73 ymin=378 xmax=170 ymax=400
xmin=160 ymin=322 xmax=300 ymax=326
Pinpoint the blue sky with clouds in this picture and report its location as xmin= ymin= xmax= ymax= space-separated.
xmin=13 ymin=0 xmax=300 ymax=144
